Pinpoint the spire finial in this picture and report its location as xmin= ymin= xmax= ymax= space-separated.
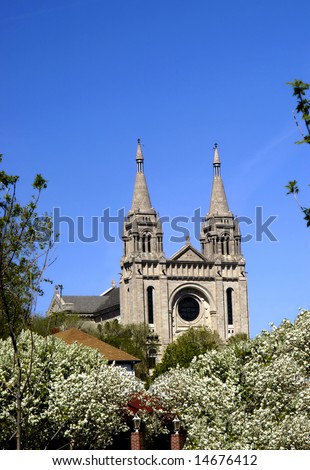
xmin=213 ymin=143 xmax=221 ymax=176
xmin=136 ymin=138 xmax=144 ymax=173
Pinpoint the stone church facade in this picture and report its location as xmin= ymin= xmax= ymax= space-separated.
xmin=48 ymin=140 xmax=249 ymax=359
xmin=120 ymin=141 xmax=249 ymax=355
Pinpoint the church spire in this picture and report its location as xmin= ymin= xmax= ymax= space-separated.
xmin=122 ymin=141 xmax=164 ymax=263
xmin=208 ymin=144 xmax=230 ymax=215
xmin=131 ymin=139 xmax=153 ymax=212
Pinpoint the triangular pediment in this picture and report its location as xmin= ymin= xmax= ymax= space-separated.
xmin=169 ymin=244 xmax=207 ymax=262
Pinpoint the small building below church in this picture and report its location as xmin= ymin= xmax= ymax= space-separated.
xmin=54 ymin=327 xmax=141 ymax=373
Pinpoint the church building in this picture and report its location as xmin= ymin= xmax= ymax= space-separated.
xmin=47 ymin=141 xmax=249 ymax=359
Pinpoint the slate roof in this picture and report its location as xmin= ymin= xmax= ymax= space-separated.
xmin=54 ymin=327 xmax=141 ymax=363
xmin=61 ymin=287 xmax=120 ymax=314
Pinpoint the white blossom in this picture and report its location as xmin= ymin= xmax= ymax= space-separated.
xmin=0 ymin=331 xmax=144 ymax=449
xmin=150 ymin=310 xmax=310 ymax=449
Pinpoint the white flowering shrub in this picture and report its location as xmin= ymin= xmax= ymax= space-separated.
xmin=150 ymin=310 xmax=310 ymax=449
xmin=0 ymin=331 xmax=144 ymax=449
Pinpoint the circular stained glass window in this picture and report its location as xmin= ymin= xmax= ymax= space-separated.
xmin=178 ymin=296 xmax=200 ymax=322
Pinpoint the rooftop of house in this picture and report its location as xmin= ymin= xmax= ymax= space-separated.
xmin=54 ymin=327 xmax=141 ymax=364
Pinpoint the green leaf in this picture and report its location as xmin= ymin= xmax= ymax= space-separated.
xmin=285 ymin=180 xmax=299 ymax=195
xmin=33 ymin=174 xmax=47 ymax=190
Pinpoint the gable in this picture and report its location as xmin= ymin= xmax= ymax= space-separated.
xmin=169 ymin=244 xmax=207 ymax=262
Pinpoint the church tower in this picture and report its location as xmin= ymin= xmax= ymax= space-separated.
xmin=121 ymin=139 xmax=164 ymax=265
xmin=120 ymin=141 xmax=170 ymax=356
xmin=200 ymin=144 xmax=249 ymax=338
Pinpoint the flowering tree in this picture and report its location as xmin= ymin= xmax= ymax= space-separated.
xmin=150 ymin=310 xmax=310 ymax=449
xmin=0 ymin=156 xmax=53 ymax=448
xmin=0 ymin=331 xmax=144 ymax=449
xmin=1 ymin=313 xmax=309 ymax=450
xmin=149 ymin=327 xmax=222 ymax=384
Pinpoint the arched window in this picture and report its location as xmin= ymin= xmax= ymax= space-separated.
xmin=147 ymin=234 xmax=151 ymax=253
xmin=221 ymin=237 xmax=225 ymax=255
xmin=148 ymin=347 xmax=157 ymax=369
xmin=221 ymin=235 xmax=230 ymax=255
xmin=227 ymin=288 xmax=233 ymax=325
xmin=157 ymin=235 xmax=163 ymax=252
xmin=147 ymin=286 xmax=154 ymax=324
xmin=142 ymin=233 xmax=152 ymax=253
xmin=142 ymin=234 xmax=146 ymax=252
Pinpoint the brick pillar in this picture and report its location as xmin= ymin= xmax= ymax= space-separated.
xmin=171 ymin=433 xmax=183 ymax=450
xmin=130 ymin=431 xmax=144 ymax=450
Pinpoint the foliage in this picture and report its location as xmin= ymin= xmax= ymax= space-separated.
xmin=285 ymin=179 xmax=310 ymax=227
xmin=149 ymin=327 xmax=223 ymax=384
xmin=286 ymin=80 xmax=310 ymax=227
xmin=226 ymin=332 xmax=248 ymax=345
xmin=287 ymin=80 xmax=310 ymax=144
xmin=0 ymin=155 xmax=52 ymax=337
xmin=0 ymin=154 xmax=54 ymax=448
xmin=84 ymin=320 xmax=153 ymax=381
xmin=0 ymin=331 xmax=144 ymax=449
xmin=30 ymin=312 xmax=82 ymax=337
xmin=149 ymin=310 xmax=310 ymax=449
xmin=1 ymin=313 xmax=309 ymax=450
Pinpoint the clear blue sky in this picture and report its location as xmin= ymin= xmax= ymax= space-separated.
xmin=1 ymin=0 xmax=309 ymax=337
